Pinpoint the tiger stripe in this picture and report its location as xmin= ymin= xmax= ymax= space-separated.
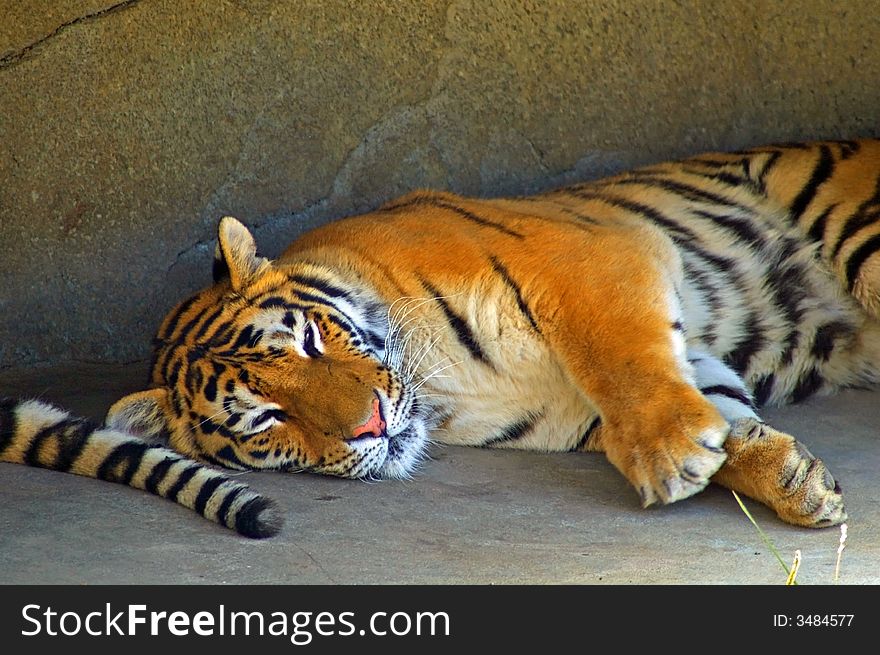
xmin=483 ymin=412 xmax=543 ymax=447
xmin=0 ymin=398 xmax=280 ymax=538
xmin=488 ymin=255 xmax=541 ymax=335
xmin=421 ymin=278 xmax=492 ymax=366
xmin=570 ymin=415 xmax=602 ymax=452
xmin=383 ymin=195 xmax=525 ymax=239
xmin=845 ymin=233 xmax=880 ymax=291
xmin=788 ymin=143 xmax=835 ymax=223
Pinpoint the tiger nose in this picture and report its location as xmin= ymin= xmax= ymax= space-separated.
xmin=351 ymin=396 xmax=386 ymax=438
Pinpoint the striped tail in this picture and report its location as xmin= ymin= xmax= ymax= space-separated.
xmin=0 ymin=397 xmax=282 ymax=538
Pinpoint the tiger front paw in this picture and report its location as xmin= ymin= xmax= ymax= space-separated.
xmin=604 ymin=406 xmax=730 ymax=508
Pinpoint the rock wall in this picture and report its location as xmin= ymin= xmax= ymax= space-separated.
xmin=2 ymin=0 xmax=879 ymax=368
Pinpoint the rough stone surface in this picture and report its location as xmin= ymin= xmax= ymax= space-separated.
xmin=2 ymin=1 xmax=880 ymax=368
xmin=0 ymin=362 xmax=877 ymax=584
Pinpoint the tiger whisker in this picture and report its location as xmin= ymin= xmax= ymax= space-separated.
xmin=384 ymin=295 xmax=427 ymax=354
xmin=404 ymin=331 xmax=445 ymax=380
xmin=195 ymin=408 xmax=229 ymax=430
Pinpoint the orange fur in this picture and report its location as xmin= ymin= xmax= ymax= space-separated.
xmin=8 ymin=139 xmax=880 ymax=535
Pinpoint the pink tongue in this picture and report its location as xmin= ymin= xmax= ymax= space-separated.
xmin=352 ymin=397 xmax=386 ymax=437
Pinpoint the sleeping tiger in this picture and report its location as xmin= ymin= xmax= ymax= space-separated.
xmin=3 ymin=139 xmax=879 ymax=538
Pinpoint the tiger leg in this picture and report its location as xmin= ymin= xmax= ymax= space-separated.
xmin=688 ymin=352 xmax=847 ymax=527
xmin=542 ymin=269 xmax=730 ymax=508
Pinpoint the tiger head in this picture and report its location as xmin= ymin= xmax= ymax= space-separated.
xmin=105 ymin=217 xmax=433 ymax=479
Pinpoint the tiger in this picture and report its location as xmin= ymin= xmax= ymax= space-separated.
xmin=3 ymin=138 xmax=880 ymax=539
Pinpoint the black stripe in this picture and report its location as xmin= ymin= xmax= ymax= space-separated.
xmin=807 ymin=203 xmax=837 ymax=242
xmin=51 ymin=419 xmax=95 ymax=472
xmin=191 ymin=305 xmax=226 ymax=342
xmin=830 ymin=172 xmax=880 ymax=259
xmin=154 ymin=343 xmax=177 ymax=385
xmin=489 ymin=256 xmax=541 ymax=334
xmin=23 ymin=417 xmax=96 ymax=471
xmin=216 ymin=445 xmax=249 ymax=469
xmin=682 ymin=157 xmax=752 ymax=183
xmin=291 ymin=290 xmax=347 ymax=315
xmin=0 ymin=397 xmax=19 ymax=457
xmin=204 ymin=375 xmax=219 ymax=403
xmin=323 ymin=313 xmax=364 ymax=342
xmin=363 ymin=328 xmax=386 ymax=353
xmin=753 ymin=150 xmax=782 ymax=195
xmin=711 ymin=171 xmax=750 ymax=187
xmin=570 ymin=416 xmax=601 ymax=452
xmin=193 ymin=475 xmax=227 ymax=516
xmin=159 ymin=295 xmax=200 ymax=341
xmin=200 ymin=452 xmax=231 ymax=467
xmin=231 ymin=324 xmax=256 ymax=350
xmin=724 ymin=311 xmax=766 ymax=375
xmin=195 ymin=415 xmax=237 ymax=441
xmin=569 ymin=191 xmax=742 ymax=276
xmin=682 ymin=260 xmax=724 ymax=328
xmin=845 ymin=232 xmax=880 ymax=290
xmin=144 ymin=456 xmax=178 ymax=494
xmin=24 ymin=420 xmax=74 ymax=467
xmin=422 ymin=280 xmax=491 ymax=366
xmin=692 ymin=209 xmax=766 ymax=250
xmin=246 ymin=278 xmax=290 ymax=299
xmin=96 ymin=442 xmax=156 ymax=485
xmin=831 ymin=208 xmax=880 ymax=259
xmin=699 ymin=385 xmax=754 ymax=409
xmin=165 ymin=359 xmax=182 ymax=389
xmin=176 ymin=306 xmax=215 ymax=344
xmin=811 ymin=321 xmax=854 ymax=361
xmin=288 ymin=274 xmax=352 ymax=299
xmin=216 ymin=484 xmax=246 ymax=526
xmin=202 ymin=361 xmax=226 ymax=402
xmin=206 ymin=320 xmax=245 ymax=350
xmin=789 ymin=144 xmax=835 ymax=223
xmin=170 ymin=388 xmax=184 ymax=417
xmin=483 ymin=413 xmax=542 ymax=447
xmin=152 ymin=345 xmax=173 ymax=384
xmin=184 ymin=362 xmax=202 ymax=396
xmin=790 ymin=368 xmax=824 ymax=404
xmin=166 ymin=465 xmax=202 ymax=501
xmin=570 ymin=189 xmax=691 ymax=234
xmin=282 ymin=312 xmax=297 ymax=330
xmin=763 ymin=240 xmax=810 ymax=365
xmin=688 ymin=156 xmax=739 ymax=169
xmin=258 ymin=296 xmax=293 ymax=309
xmin=557 ymin=207 xmax=602 ymax=227
xmin=751 ymin=374 xmax=775 ymax=407
xmin=607 ymin=174 xmax=754 ymax=213
xmin=835 ymin=140 xmax=861 ymax=160
xmin=385 ymin=196 xmax=524 ymax=238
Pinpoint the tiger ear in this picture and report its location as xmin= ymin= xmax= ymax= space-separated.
xmin=214 ymin=216 xmax=269 ymax=289
xmin=105 ymin=388 xmax=173 ymax=443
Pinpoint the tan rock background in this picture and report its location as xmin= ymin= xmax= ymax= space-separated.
xmin=1 ymin=0 xmax=879 ymax=369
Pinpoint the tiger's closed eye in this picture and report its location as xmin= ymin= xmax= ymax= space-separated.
xmin=250 ymin=408 xmax=287 ymax=432
xmin=303 ymin=320 xmax=323 ymax=358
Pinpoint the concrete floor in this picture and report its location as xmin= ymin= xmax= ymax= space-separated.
xmin=0 ymin=362 xmax=877 ymax=585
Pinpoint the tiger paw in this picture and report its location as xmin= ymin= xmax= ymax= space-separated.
xmin=714 ymin=419 xmax=847 ymax=528
xmin=603 ymin=402 xmax=730 ymax=508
